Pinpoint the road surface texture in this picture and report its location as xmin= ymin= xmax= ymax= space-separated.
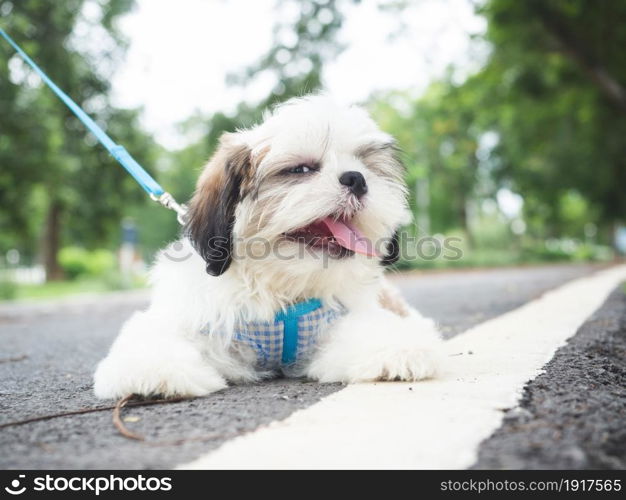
xmin=1 ymin=263 xmax=622 ymax=469
xmin=473 ymin=285 xmax=626 ymax=469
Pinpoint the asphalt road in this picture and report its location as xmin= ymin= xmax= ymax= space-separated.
xmin=0 ymin=263 xmax=619 ymax=469
xmin=473 ymin=285 xmax=626 ymax=469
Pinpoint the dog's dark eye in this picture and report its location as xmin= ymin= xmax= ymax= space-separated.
xmin=285 ymin=164 xmax=318 ymax=175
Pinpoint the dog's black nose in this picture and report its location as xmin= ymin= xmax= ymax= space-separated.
xmin=339 ymin=171 xmax=367 ymax=197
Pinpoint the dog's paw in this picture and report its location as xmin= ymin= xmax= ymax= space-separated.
xmin=311 ymin=343 xmax=442 ymax=384
xmin=93 ymin=342 xmax=227 ymax=399
xmin=367 ymin=343 xmax=442 ymax=382
xmin=307 ymin=315 xmax=443 ymax=384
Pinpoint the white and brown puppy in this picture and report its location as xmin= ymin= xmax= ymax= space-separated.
xmin=94 ymin=95 xmax=442 ymax=399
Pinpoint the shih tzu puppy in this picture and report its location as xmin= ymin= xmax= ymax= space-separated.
xmin=94 ymin=95 xmax=442 ymax=399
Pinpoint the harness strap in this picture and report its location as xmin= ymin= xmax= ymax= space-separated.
xmin=275 ymin=298 xmax=322 ymax=364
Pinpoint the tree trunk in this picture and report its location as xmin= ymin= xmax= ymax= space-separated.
xmin=463 ymin=197 xmax=476 ymax=249
xmin=415 ymin=178 xmax=430 ymax=236
xmin=42 ymin=200 xmax=64 ymax=281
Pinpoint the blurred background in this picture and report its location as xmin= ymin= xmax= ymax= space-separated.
xmin=0 ymin=0 xmax=625 ymax=301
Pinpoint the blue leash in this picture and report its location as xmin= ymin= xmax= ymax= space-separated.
xmin=0 ymin=28 xmax=187 ymax=223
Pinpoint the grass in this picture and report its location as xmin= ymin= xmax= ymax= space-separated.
xmin=397 ymin=249 xmax=580 ymax=271
xmin=1 ymin=275 xmax=148 ymax=302
xmin=14 ymin=279 xmax=112 ymax=301
xmin=396 ymin=243 xmax=615 ymax=271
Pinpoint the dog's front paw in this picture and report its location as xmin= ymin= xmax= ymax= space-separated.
xmin=308 ymin=322 xmax=443 ymax=384
xmin=367 ymin=343 xmax=442 ymax=382
xmin=311 ymin=344 xmax=442 ymax=384
xmin=93 ymin=341 xmax=226 ymax=399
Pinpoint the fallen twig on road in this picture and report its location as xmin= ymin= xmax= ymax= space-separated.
xmin=112 ymin=394 xmax=247 ymax=447
xmin=113 ymin=394 xmax=146 ymax=441
xmin=2 ymin=392 xmax=246 ymax=447
xmin=0 ymin=354 xmax=28 ymax=364
xmin=0 ymin=396 xmax=188 ymax=430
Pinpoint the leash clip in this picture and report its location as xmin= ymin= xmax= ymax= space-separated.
xmin=150 ymin=192 xmax=188 ymax=225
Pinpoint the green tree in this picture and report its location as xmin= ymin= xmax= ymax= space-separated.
xmin=370 ymin=82 xmax=481 ymax=239
xmin=0 ymin=0 xmax=157 ymax=279
xmin=230 ymin=0 xmax=348 ymax=108
xmin=472 ymin=0 xmax=626 ymax=241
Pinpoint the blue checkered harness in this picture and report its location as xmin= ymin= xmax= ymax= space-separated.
xmin=203 ymin=299 xmax=345 ymax=372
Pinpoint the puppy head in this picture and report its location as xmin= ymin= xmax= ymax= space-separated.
xmin=185 ymin=95 xmax=410 ymax=277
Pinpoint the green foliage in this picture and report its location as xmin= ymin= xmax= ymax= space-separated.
xmin=369 ymin=0 xmax=625 ymax=258
xmin=0 ymin=277 xmax=18 ymax=300
xmin=58 ymin=246 xmax=115 ymax=280
xmin=11 ymin=277 xmax=115 ymax=301
xmin=230 ymin=0 xmax=348 ymax=107
xmin=1 ymin=0 xmax=623 ymax=284
xmin=369 ymin=84 xmax=481 ymax=236
xmin=520 ymin=238 xmax=612 ymax=263
xmin=0 ymin=0 xmax=158 ymax=276
xmin=471 ymin=0 xmax=626 ymax=235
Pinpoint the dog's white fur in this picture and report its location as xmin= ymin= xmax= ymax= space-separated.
xmin=94 ymin=96 xmax=442 ymax=399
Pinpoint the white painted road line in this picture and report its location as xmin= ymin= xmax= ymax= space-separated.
xmin=179 ymin=265 xmax=626 ymax=469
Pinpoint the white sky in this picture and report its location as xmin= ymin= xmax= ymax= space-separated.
xmin=110 ymin=0 xmax=486 ymax=149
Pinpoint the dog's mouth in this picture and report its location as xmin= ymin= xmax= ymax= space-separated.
xmin=283 ymin=217 xmax=379 ymax=258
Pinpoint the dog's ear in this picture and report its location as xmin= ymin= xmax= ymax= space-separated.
xmin=185 ymin=134 xmax=252 ymax=276
xmin=381 ymin=230 xmax=400 ymax=266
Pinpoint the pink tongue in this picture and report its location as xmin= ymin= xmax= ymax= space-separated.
xmin=321 ymin=217 xmax=379 ymax=257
